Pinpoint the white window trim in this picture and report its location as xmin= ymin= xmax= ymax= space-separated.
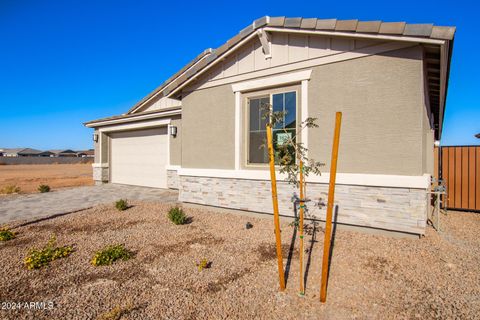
xmin=245 ymin=89 xmax=299 ymax=167
xmin=232 ymin=70 xmax=311 ymax=170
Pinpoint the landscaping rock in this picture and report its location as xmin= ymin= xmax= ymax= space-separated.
xmin=0 ymin=203 xmax=478 ymax=319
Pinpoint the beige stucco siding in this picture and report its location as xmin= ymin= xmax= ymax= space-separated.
xmin=94 ymin=129 xmax=100 ymax=163
xmin=422 ymin=106 xmax=435 ymax=176
xmin=181 ymin=85 xmax=235 ymax=169
xmin=180 ymin=45 xmax=428 ymax=176
xmin=308 ymin=45 xmax=425 ymax=176
xmin=93 ymin=130 xmax=109 ymax=164
xmin=170 ymin=115 xmax=182 ymax=166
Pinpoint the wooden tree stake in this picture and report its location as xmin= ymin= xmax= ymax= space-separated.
xmin=299 ymin=160 xmax=305 ymax=295
xmin=266 ymin=124 xmax=286 ymax=291
xmin=320 ymin=112 xmax=342 ymax=303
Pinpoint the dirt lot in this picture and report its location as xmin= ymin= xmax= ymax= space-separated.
xmin=0 ymin=203 xmax=478 ymax=319
xmin=0 ymin=164 xmax=93 ymax=194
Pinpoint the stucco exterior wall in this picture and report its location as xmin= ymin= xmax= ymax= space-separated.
xmin=308 ymin=45 xmax=424 ymax=176
xmin=181 ymin=84 xmax=235 ymax=169
xmin=94 ymin=129 xmax=100 ymax=163
xmin=93 ymin=131 xmax=109 ymax=164
xmin=181 ymin=46 xmax=427 ymax=176
xmin=170 ymin=115 xmax=182 ymax=166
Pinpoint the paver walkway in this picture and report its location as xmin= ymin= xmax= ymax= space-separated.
xmin=0 ymin=184 xmax=178 ymax=224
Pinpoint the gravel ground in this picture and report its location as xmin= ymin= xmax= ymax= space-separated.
xmin=0 ymin=203 xmax=478 ymax=320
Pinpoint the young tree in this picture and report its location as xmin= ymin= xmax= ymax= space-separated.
xmin=261 ymin=102 xmax=324 ymax=295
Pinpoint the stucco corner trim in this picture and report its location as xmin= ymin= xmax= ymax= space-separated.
xmin=231 ymin=70 xmax=312 ymax=93
xmin=176 ymin=168 xmax=431 ymax=189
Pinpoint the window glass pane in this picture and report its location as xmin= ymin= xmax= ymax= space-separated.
xmin=272 ymin=93 xmax=284 ymax=129
xmin=284 ymin=92 xmax=296 ymax=129
xmin=259 ymin=97 xmax=269 ymax=130
xmin=249 ymin=131 xmax=268 ymax=164
xmin=249 ymin=98 xmax=260 ymax=131
xmin=247 ymin=91 xmax=296 ymax=165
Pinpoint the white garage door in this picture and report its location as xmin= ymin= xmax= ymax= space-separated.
xmin=110 ymin=127 xmax=168 ymax=188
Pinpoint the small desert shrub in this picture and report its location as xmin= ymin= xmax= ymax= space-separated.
xmin=115 ymin=199 xmax=129 ymax=211
xmin=196 ymin=258 xmax=211 ymax=271
xmin=98 ymin=303 xmax=134 ymax=320
xmin=168 ymin=207 xmax=187 ymax=225
xmin=24 ymin=235 xmax=74 ymax=270
xmin=91 ymin=244 xmax=132 ymax=266
xmin=0 ymin=227 xmax=16 ymax=241
xmin=1 ymin=185 xmax=20 ymax=194
xmin=38 ymin=184 xmax=51 ymax=193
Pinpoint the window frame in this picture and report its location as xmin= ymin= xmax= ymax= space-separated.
xmin=243 ymin=85 xmax=300 ymax=168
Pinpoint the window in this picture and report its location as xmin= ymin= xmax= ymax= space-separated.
xmin=247 ymin=91 xmax=297 ymax=165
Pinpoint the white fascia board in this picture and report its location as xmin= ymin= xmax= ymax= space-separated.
xmin=231 ymin=70 xmax=312 ymax=92
xmin=98 ymin=118 xmax=171 ymax=133
xmin=264 ymin=27 xmax=446 ymax=45
xmin=86 ymin=109 xmax=180 ymax=128
xmin=176 ymin=168 xmax=431 ymax=189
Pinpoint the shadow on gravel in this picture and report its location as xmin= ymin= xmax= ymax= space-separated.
xmin=11 ymin=207 xmax=93 ymax=230
xmin=303 ymin=220 xmax=319 ymax=292
xmin=284 ymin=203 xmax=298 ymax=286
xmin=326 ymin=205 xmax=339 ymax=292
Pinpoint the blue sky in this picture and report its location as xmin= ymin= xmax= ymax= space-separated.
xmin=0 ymin=0 xmax=478 ymax=150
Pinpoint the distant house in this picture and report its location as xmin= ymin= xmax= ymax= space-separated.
xmin=18 ymin=148 xmax=44 ymax=157
xmin=49 ymin=149 xmax=79 ymax=157
xmin=37 ymin=151 xmax=55 ymax=157
xmin=1 ymin=148 xmax=25 ymax=157
xmin=76 ymin=149 xmax=94 ymax=158
xmin=1 ymin=148 xmax=45 ymax=157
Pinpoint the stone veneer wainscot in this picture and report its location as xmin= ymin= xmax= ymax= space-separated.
xmin=178 ymin=175 xmax=428 ymax=235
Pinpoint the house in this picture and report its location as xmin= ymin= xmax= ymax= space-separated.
xmin=37 ymin=151 xmax=55 ymax=157
xmin=49 ymin=149 xmax=79 ymax=157
xmin=85 ymin=17 xmax=455 ymax=236
xmin=76 ymin=149 xmax=95 ymax=158
xmin=1 ymin=148 xmax=25 ymax=157
xmin=1 ymin=148 xmax=44 ymax=157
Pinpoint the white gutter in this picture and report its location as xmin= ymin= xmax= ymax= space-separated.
xmin=85 ymin=109 xmax=181 ymax=128
xmin=438 ymin=41 xmax=449 ymax=139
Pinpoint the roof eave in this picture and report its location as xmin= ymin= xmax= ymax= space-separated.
xmin=84 ymin=107 xmax=181 ymax=128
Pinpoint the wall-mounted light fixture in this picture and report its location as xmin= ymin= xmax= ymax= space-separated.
xmin=434 ymin=140 xmax=440 ymax=147
xmin=93 ymin=133 xmax=99 ymax=142
xmin=170 ymin=126 xmax=177 ymax=137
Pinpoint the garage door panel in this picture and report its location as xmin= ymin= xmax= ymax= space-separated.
xmin=110 ymin=128 xmax=168 ymax=188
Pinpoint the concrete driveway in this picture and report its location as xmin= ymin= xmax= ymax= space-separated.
xmin=0 ymin=184 xmax=178 ymax=225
